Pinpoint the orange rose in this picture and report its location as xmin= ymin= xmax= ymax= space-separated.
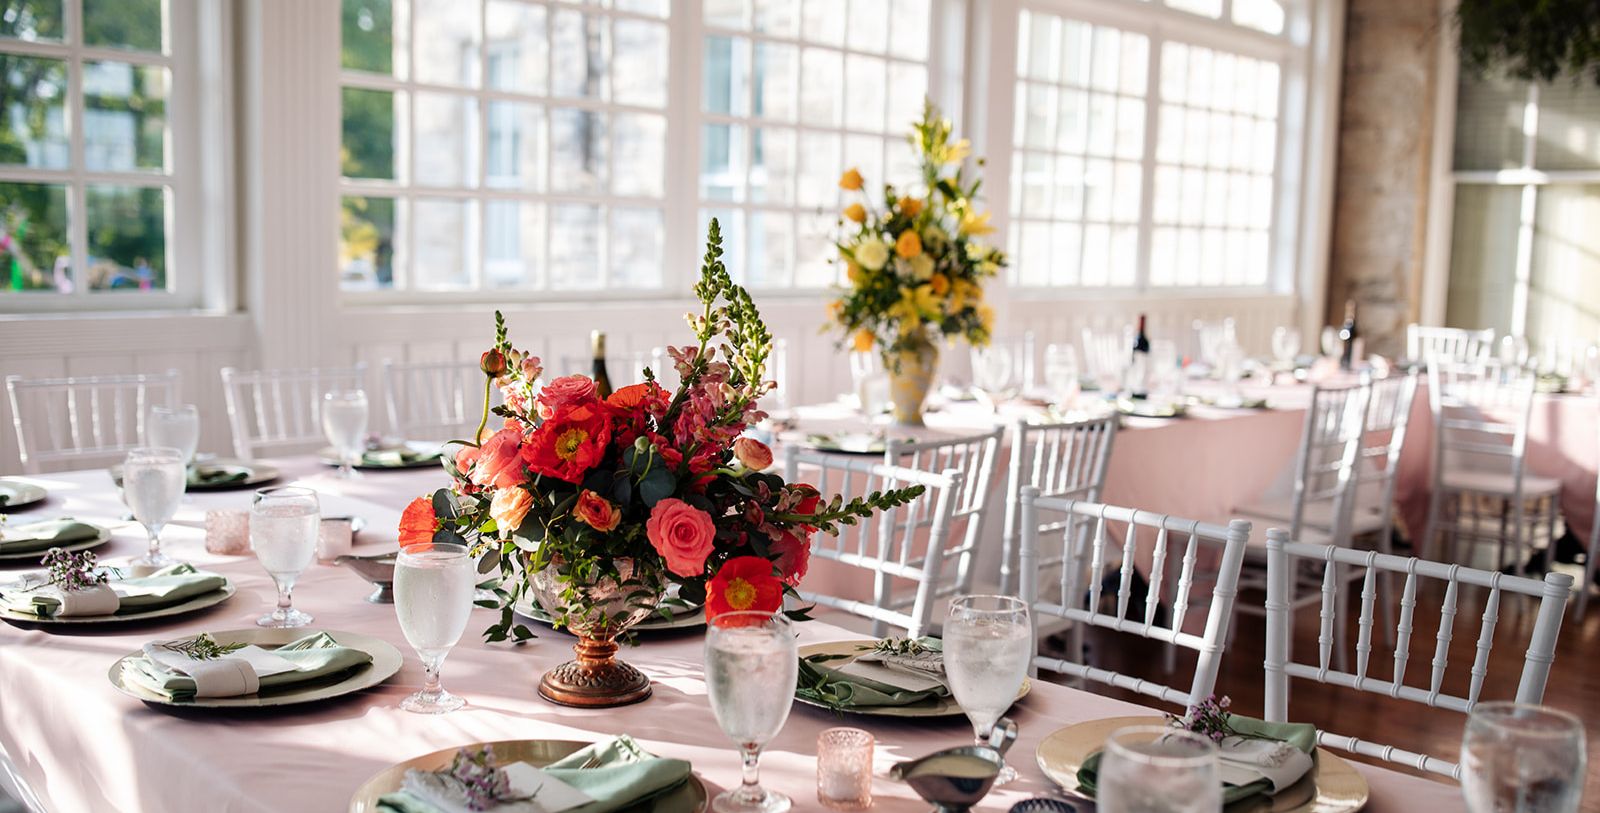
xmin=573 ymin=490 xmax=621 ymax=532
xmin=843 ymin=202 xmax=866 ymax=223
xmin=897 ymin=196 xmax=923 ymax=217
xmin=929 ymin=272 xmax=950 ymax=296
xmin=646 ymin=498 xmax=717 ymax=578
xmin=852 ymin=329 xmax=875 ymax=352
xmin=838 ymin=167 xmax=863 ymax=190
xmin=537 ymin=374 xmax=599 ymax=419
xmin=733 ymin=437 xmax=773 ymax=471
xmin=398 ymin=496 xmax=437 ymax=547
xmin=489 ymin=487 xmax=533 ymax=533
xmin=895 ymin=229 xmax=922 ymax=259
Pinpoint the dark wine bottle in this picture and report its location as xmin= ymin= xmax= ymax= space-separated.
xmin=1127 ymin=314 xmax=1151 ymax=399
xmin=591 ymin=330 xmax=613 ymax=399
xmin=1338 ymin=301 xmax=1359 ymax=371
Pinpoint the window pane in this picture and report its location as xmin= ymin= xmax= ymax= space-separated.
xmin=340 ymin=195 xmax=398 ymax=290
xmin=414 ymin=92 xmax=477 ymax=187
xmin=1454 ymin=72 xmax=1527 ymax=171
xmin=342 ymin=87 xmax=400 ymax=180
xmin=704 ymin=0 xmax=746 ymax=29
xmin=753 ymin=41 xmax=795 ymax=121
xmin=796 ymin=130 xmax=840 ymax=209
xmin=801 ymin=0 xmax=846 ymax=47
xmin=1445 ymin=184 xmax=1520 ymax=336
xmin=748 ymin=210 xmax=793 ymax=287
xmin=86 ymin=184 xmax=165 ymax=292
xmin=549 ymin=203 xmax=601 ymax=289
xmin=0 ymin=55 xmax=68 ymax=169
xmin=1529 ymin=185 xmax=1600 ymax=345
xmin=84 ymin=0 xmax=162 ymax=52
xmin=703 ymin=35 xmax=748 ymax=116
xmin=412 ymin=198 xmax=473 ymax=289
xmin=1533 ymin=79 xmax=1600 ymax=171
xmin=552 ymin=9 xmax=606 ymax=99
xmin=610 ymin=206 xmax=662 ymax=287
xmin=845 ymin=55 xmax=886 ymax=134
xmin=1232 ymin=0 xmax=1284 ymax=35
xmin=485 ymin=101 xmax=545 ymax=192
xmin=485 ymin=1 xmax=543 ymax=93
xmin=612 ymin=112 xmax=664 ymax=197
xmin=846 ymin=0 xmax=887 ymax=54
xmin=414 ymin=0 xmax=480 ymax=86
xmin=753 ymin=0 xmax=798 ymax=36
xmin=701 ymin=123 xmax=744 ymax=201
xmin=0 ymin=181 xmax=68 ymax=292
xmin=0 ymin=0 xmax=63 ymax=41
xmin=83 ymin=61 xmax=167 ymax=173
xmin=484 ymin=200 xmax=543 ymax=289
xmin=550 ymin=108 xmax=607 ymax=193
xmin=749 ymin=126 xmax=794 ymax=204
xmin=613 ymin=19 xmax=667 ymax=107
xmin=1167 ymin=0 xmax=1221 ymax=18
xmin=799 ymin=48 xmax=842 ymax=127
xmin=343 ymin=0 xmax=404 ymax=76
xmin=889 ymin=0 xmax=929 ymax=61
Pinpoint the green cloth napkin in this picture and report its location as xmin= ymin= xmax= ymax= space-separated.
xmin=190 ymin=464 xmax=250 ymax=485
xmin=362 ymin=446 xmax=441 ymax=467
xmin=120 ymin=631 xmax=372 ymax=701
xmin=0 ymin=562 xmax=226 ymax=617
xmin=0 ymin=519 xmax=99 ymax=554
xmin=796 ymin=650 xmax=949 ymax=710
xmin=1075 ymin=716 xmax=1317 ymax=805
xmin=377 ymin=735 xmax=693 ymax=813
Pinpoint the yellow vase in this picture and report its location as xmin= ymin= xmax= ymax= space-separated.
xmin=889 ymin=336 xmax=940 ymax=426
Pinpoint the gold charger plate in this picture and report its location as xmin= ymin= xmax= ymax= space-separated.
xmin=109 ymin=460 xmax=281 ymax=492
xmin=0 ymin=523 xmax=112 ymax=564
xmin=1035 ymin=715 xmax=1369 ymax=813
xmin=0 ymin=580 xmax=235 ymax=624
xmin=107 ymin=627 xmax=403 ymax=709
xmin=318 ymin=441 xmax=444 ymax=471
xmin=0 ymin=480 xmax=47 ymax=510
xmin=347 ymin=739 xmax=709 ymax=813
xmin=794 ymin=639 xmax=1031 ymax=719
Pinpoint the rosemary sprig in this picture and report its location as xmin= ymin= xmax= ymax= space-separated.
xmin=861 ymin=636 xmax=934 ymax=657
xmin=161 ymin=634 xmax=246 ymax=661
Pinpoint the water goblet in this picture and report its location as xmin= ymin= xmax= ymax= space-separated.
xmin=1461 ymin=702 xmax=1585 ymax=813
xmin=971 ymin=347 xmax=1017 ymax=410
xmin=146 ymin=405 xmax=200 ymax=465
xmin=943 ymin=594 xmax=1031 ymax=785
xmin=322 ymin=389 xmax=369 ymax=479
xmin=251 ymin=486 xmax=319 ymax=628
xmin=1043 ymin=343 xmax=1081 ymax=409
xmin=1098 ymin=725 xmax=1221 ymax=813
xmin=123 ymin=447 xmax=187 ymax=568
xmin=395 ymin=541 xmax=476 ymax=714
xmin=705 ymin=610 xmax=799 ymax=813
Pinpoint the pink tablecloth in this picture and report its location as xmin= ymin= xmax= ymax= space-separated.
xmin=0 ymin=462 xmax=1465 ymax=811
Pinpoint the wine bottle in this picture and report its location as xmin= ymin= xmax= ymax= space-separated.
xmin=1126 ymin=314 xmax=1151 ymax=399
xmin=1338 ymin=301 xmax=1359 ymax=371
xmin=591 ymin=330 xmax=613 ymax=399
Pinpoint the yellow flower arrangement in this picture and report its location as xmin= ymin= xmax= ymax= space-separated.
xmin=828 ymin=101 xmax=1006 ymax=363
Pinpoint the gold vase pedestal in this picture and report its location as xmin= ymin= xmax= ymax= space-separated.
xmin=889 ymin=336 xmax=941 ymax=426
xmin=528 ymin=558 xmax=659 ymax=708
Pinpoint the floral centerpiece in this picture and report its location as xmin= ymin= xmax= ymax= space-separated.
xmin=829 ymin=100 xmax=1007 ymax=425
xmin=399 ymin=221 xmax=924 ymax=708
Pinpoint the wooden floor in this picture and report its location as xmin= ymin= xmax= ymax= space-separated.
xmin=1079 ymin=576 xmax=1600 ymax=805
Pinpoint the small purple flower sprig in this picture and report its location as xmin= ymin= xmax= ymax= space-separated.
xmin=42 ymin=547 xmax=111 ymax=592
xmin=447 ymin=745 xmax=535 ymax=811
xmin=1167 ymin=694 xmax=1234 ymax=743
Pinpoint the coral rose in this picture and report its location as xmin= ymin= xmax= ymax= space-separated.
xmin=574 ymin=490 xmax=621 ymax=532
xmin=706 ymin=555 xmax=784 ymax=619
xmin=489 ymin=487 xmax=533 ymax=533
xmin=537 ymin=374 xmax=599 ymax=419
xmin=470 ymin=426 xmax=529 ymax=489
xmin=733 ymin=437 xmax=773 ymax=471
xmin=767 ymin=528 xmax=811 ymax=587
xmin=398 ymin=496 xmax=437 ymax=547
xmin=523 ymin=402 xmax=611 ymax=483
xmin=646 ymin=498 xmax=717 ymax=578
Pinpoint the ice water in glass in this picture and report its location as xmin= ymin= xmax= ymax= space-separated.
xmin=146 ymin=405 xmax=200 ymax=465
xmin=251 ymin=487 xmax=319 ymax=628
xmin=322 ymin=390 xmax=368 ymax=478
xmin=944 ymin=594 xmax=1031 ymax=784
xmin=395 ymin=542 xmax=475 ymax=714
xmin=124 ymin=447 xmax=187 ymax=568
xmin=1098 ymin=726 xmax=1221 ymax=813
xmin=705 ymin=611 xmax=798 ymax=813
xmin=1462 ymin=702 xmax=1585 ymax=813
xmin=1044 ymin=344 xmax=1081 ymax=409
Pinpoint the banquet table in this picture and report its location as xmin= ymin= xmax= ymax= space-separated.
xmin=0 ymin=460 xmax=1468 ymax=812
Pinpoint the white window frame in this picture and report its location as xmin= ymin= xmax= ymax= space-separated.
xmin=0 ymin=0 xmax=232 ymax=316
xmin=977 ymin=0 xmax=1323 ymax=300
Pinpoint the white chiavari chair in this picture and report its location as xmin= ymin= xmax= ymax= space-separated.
xmin=5 ymin=370 xmax=181 ymax=473
xmin=380 ymin=360 xmax=490 ymax=441
xmin=1422 ymin=361 xmax=1559 ymax=576
xmin=1019 ymin=491 xmax=1252 ymax=709
xmin=1000 ymin=415 xmax=1119 ymax=596
xmin=1263 ymin=529 xmax=1573 ymax=779
xmin=1577 ymin=390 xmax=1600 ymax=620
xmin=884 ymin=429 xmax=1003 ymax=596
xmin=559 ymin=348 xmax=672 ymax=388
xmin=220 ymin=364 xmax=367 ymax=460
xmin=783 ymin=449 xmax=964 ymax=639
xmin=1407 ymin=324 xmax=1494 ymax=364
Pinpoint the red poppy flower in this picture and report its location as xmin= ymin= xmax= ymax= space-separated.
xmin=523 ymin=402 xmax=611 ymax=483
xmin=705 ymin=555 xmax=784 ymax=619
xmin=398 ymin=496 xmax=437 ymax=547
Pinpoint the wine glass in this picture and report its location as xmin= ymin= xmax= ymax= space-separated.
xmin=146 ymin=405 xmax=200 ymax=465
xmin=322 ymin=389 xmax=369 ymax=479
xmin=1271 ymin=326 xmax=1301 ymax=367
xmin=705 ymin=610 xmax=799 ymax=813
xmin=943 ymin=594 xmax=1032 ymax=785
xmin=123 ymin=447 xmax=187 ymax=568
xmin=250 ymin=486 xmax=319 ymax=628
xmin=970 ymin=347 xmax=1018 ymax=409
xmin=1098 ymin=725 xmax=1221 ymax=812
xmin=395 ymin=541 xmax=476 ymax=714
xmin=1461 ymin=702 xmax=1585 ymax=813
xmin=1043 ymin=343 xmax=1081 ymax=409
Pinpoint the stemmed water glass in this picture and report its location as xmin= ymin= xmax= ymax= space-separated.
xmin=705 ymin=610 xmax=799 ymax=813
xmin=1461 ymin=702 xmax=1585 ymax=813
xmin=970 ymin=347 xmax=1017 ymax=410
xmin=146 ymin=405 xmax=200 ymax=465
xmin=1097 ymin=725 xmax=1222 ymax=812
xmin=1271 ymin=326 xmax=1302 ymax=384
xmin=250 ymin=486 xmax=319 ymax=628
xmin=1043 ymin=343 xmax=1081 ymax=409
xmin=322 ymin=389 xmax=369 ymax=479
xmin=123 ymin=447 xmax=187 ymax=568
xmin=943 ymin=594 xmax=1032 ymax=785
xmin=394 ymin=541 xmax=476 ymax=714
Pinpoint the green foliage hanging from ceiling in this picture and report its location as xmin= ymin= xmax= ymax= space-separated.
xmin=1456 ymin=0 xmax=1600 ymax=85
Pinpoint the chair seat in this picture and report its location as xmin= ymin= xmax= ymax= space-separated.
xmin=1234 ymin=498 xmax=1389 ymax=536
xmin=1440 ymin=470 xmax=1562 ymax=498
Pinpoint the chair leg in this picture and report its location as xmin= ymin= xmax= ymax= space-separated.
xmin=1511 ymin=493 xmax=1527 ymax=578
xmin=1498 ymin=499 xmax=1512 ymax=575
xmin=1422 ymin=486 xmax=1443 ymax=561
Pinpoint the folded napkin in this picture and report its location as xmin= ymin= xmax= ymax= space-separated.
xmin=377 ymin=736 xmax=692 ymax=813
xmin=797 ymin=643 xmax=951 ymax=710
xmin=0 ymin=563 xmax=227 ymax=618
xmin=120 ymin=631 xmax=372 ymax=700
xmin=142 ymin=640 xmax=301 ymax=697
xmin=191 ymin=464 xmax=250 ymax=485
xmin=362 ymin=446 xmax=441 ymax=467
xmin=0 ymin=519 xmax=99 ymax=554
xmin=1076 ymin=716 xmax=1317 ymax=805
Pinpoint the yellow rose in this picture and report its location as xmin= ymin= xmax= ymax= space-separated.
xmin=852 ymin=328 xmax=875 ymax=352
xmin=839 ymin=168 xmax=863 ymax=191
xmin=854 ymin=238 xmax=889 ymax=271
xmin=843 ymin=202 xmax=866 ymax=223
xmin=929 ymin=272 xmax=950 ymax=296
xmin=897 ymin=196 xmax=923 ymax=218
xmin=895 ymin=229 xmax=922 ymax=259
xmin=907 ymin=253 xmax=935 ymax=281
xmin=960 ymin=210 xmax=994 ymax=236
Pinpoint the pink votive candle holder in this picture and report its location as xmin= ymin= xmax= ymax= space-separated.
xmin=817 ymin=727 xmax=873 ymax=810
xmin=317 ymin=518 xmax=353 ymax=563
xmin=204 ymin=509 xmax=251 ymax=555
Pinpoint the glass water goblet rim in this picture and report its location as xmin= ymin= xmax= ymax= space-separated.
xmin=397 ymin=540 xmax=471 ymax=564
xmin=949 ymin=594 xmax=1029 ymax=614
xmin=1105 ymin=725 xmax=1220 ymax=768
xmin=150 ymin=403 xmax=199 ymax=415
xmin=126 ymin=445 xmax=185 ymax=461
xmin=1466 ymin=701 xmax=1583 ymax=737
xmin=708 ymin=609 xmax=793 ymax=631
xmin=253 ymin=485 xmax=318 ymax=501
